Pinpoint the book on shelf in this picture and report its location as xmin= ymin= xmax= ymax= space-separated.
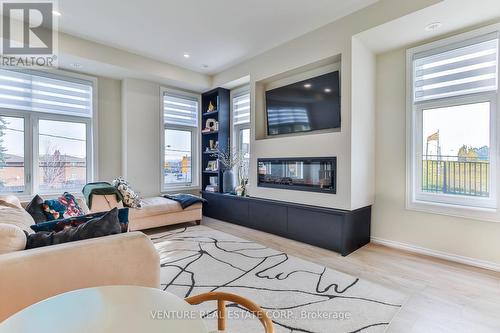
xmin=205 ymin=185 xmax=218 ymax=192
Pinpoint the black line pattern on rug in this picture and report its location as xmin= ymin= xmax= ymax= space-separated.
xmin=153 ymin=227 xmax=403 ymax=333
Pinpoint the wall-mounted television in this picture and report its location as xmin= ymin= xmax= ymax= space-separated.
xmin=265 ymin=71 xmax=340 ymax=136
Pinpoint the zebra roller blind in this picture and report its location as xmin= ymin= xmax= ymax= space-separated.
xmin=163 ymin=93 xmax=198 ymax=127
xmin=233 ymin=92 xmax=250 ymax=125
xmin=0 ymin=69 xmax=93 ymax=117
xmin=413 ymin=33 xmax=499 ymax=102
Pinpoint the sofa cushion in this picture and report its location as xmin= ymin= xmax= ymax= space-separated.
xmin=0 ymin=195 xmax=22 ymax=209
xmin=0 ymin=199 xmax=35 ymax=234
xmin=26 ymin=208 xmax=121 ymax=249
xmin=0 ymin=223 xmax=27 ymax=254
xmin=25 ymin=195 xmax=48 ymax=223
xmin=128 ymin=197 xmax=201 ymax=220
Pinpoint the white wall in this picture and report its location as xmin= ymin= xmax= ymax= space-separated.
xmin=373 ymin=48 xmax=500 ymax=267
xmin=121 ymin=78 xmax=161 ymax=197
xmin=350 ymin=37 xmax=376 ymax=209
xmin=97 ymin=76 xmax=122 ymax=182
xmin=212 ymin=0 xmax=438 ymax=209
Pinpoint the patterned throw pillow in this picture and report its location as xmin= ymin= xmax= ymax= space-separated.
xmin=112 ymin=177 xmax=142 ymax=208
xmin=43 ymin=192 xmax=85 ymax=220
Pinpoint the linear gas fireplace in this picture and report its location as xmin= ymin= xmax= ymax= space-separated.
xmin=257 ymin=157 xmax=336 ymax=194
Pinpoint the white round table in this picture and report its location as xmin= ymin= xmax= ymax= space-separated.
xmin=0 ymin=286 xmax=208 ymax=333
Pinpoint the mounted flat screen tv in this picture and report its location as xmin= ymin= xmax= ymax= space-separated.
xmin=266 ymin=71 xmax=340 ymax=136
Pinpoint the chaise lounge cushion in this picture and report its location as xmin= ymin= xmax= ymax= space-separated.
xmin=128 ymin=197 xmax=201 ymax=220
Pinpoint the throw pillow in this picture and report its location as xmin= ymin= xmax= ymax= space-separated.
xmin=26 ymin=208 xmax=121 ymax=249
xmin=25 ymin=195 xmax=48 ymax=223
xmin=112 ymin=177 xmax=142 ymax=208
xmin=30 ymin=208 xmax=129 ymax=233
xmin=0 ymin=195 xmax=22 ymax=209
xmin=0 ymin=200 xmax=35 ymax=235
xmin=43 ymin=192 xmax=85 ymax=220
xmin=0 ymin=223 xmax=27 ymax=254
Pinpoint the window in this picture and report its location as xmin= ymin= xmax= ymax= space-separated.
xmin=407 ymin=30 xmax=499 ymax=214
xmin=0 ymin=69 xmax=95 ymax=195
xmin=161 ymin=89 xmax=199 ymax=190
xmin=232 ymin=90 xmax=250 ymax=180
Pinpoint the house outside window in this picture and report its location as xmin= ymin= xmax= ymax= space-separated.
xmin=406 ymin=27 xmax=500 ymax=219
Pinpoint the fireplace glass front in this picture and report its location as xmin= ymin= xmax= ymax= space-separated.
xmin=257 ymin=157 xmax=336 ymax=194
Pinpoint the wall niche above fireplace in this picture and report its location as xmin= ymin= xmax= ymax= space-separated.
xmin=257 ymin=157 xmax=336 ymax=194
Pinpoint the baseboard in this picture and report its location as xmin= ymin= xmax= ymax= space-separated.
xmin=371 ymin=237 xmax=500 ymax=273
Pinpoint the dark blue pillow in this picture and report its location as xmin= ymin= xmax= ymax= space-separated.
xmin=31 ymin=208 xmax=129 ymax=233
xmin=26 ymin=208 xmax=121 ymax=249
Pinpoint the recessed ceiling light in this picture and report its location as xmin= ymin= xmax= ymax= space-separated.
xmin=183 ymin=53 xmax=190 ymax=59
xmin=70 ymin=63 xmax=83 ymax=69
xmin=52 ymin=10 xmax=62 ymax=17
xmin=324 ymin=88 xmax=331 ymax=93
xmin=425 ymin=22 xmax=442 ymax=32
xmin=304 ymin=83 xmax=312 ymax=88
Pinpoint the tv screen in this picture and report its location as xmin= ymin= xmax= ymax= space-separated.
xmin=266 ymin=71 xmax=340 ymax=136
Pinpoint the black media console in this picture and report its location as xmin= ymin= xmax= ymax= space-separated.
xmin=201 ymin=191 xmax=371 ymax=256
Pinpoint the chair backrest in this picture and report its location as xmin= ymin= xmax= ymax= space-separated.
xmin=185 ymin=292 xmax=274 ymax=333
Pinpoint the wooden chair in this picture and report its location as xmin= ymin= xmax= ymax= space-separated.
xmin=185 ymin=292 xmax=274 ymax=333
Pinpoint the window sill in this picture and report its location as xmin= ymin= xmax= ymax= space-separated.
xmin=161 ymin=185 xmax=200 ymax=194
xmin=406 ymin=199 xmax=499 ymax=223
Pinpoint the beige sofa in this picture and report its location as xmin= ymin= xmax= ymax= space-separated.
xmin=0 ymin=232 xmax=160 ymax=322
xmin=128 ymin=197 xmax=202 ymax=231
xmin=89 ymin=195 xmax=203 ymax=231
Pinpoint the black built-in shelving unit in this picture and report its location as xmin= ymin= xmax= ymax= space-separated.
xmin=201 ymin=88 xmax=230 ymax=192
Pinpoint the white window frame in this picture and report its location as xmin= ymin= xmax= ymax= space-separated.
xmin=160 ymin=87 xmax=200 ymax=192
xmin=231 ymin=86 xmax=251 ymax=188
xmin=0 ymin=69 xmax=97 ymax=198
xmin=406 ymin=24 xmax=500 ymax=221
xmin=231 ymin=86 xmax=251 ymax=157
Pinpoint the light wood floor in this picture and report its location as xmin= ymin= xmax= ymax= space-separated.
xmin=194 ymin=217 xmax=500 ymax=333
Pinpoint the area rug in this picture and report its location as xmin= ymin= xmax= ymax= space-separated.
xmin=151 ymin=225 xmax=406 ymax=333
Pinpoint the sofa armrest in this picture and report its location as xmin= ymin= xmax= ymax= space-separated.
xmin=0 ymin=232 xmax=160 ymax=322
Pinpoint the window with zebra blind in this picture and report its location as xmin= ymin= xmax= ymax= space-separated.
xmin=0 ymin=69 xmax=95 ymax=195
xmin=161 ymin=88 xmax=200 ymax=190
xmin=407 ymin=27 xmax=499 ymax=217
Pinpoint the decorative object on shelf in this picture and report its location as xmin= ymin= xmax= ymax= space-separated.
xmin=204 ymin=118 xmax=218 ymax=132
xmin=209 ymin=140 xmax=218 ymax=150
xmin=209 ymin=176 xmax=218 ymax=186
xmin=207 ymin=101 xmax=216 ymax=113
xmin=212 ymin=147 xmax=244 ymax=193
xmin=235 ymin=178 xmax=248 ymax=196
xmin=206 ymin=160 xmax=218 ymax=172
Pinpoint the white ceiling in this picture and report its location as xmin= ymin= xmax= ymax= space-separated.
xmin=357 ymin=0 xmax=500 ymax=54
xmin=58 ymin=0 xmax=378 ymax=75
